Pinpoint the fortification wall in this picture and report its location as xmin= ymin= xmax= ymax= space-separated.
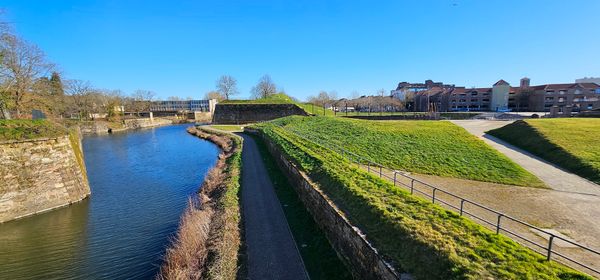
xmin=247 ymin=129 xmax=403 ymax=280
xmin=212 ymin=104 xmax=307 ymax=124
xmin=0 ymin=134 xmax=90 ymax=223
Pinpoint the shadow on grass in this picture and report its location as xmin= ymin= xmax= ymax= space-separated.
xmin=487 ymin=120 xmax=600 ymax=184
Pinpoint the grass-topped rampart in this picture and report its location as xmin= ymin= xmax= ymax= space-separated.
xmin=265 ymin=116 xmax=543 ymax=187
xmin=251 ymin=120 xmax=591 ymax=279
xmin=488 ymin=118 xmax=600 ymax=184
xmin=0 ymin=119 xmax=68 ymax=141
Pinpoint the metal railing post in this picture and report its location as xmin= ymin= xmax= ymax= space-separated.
xmin=459 ymin=200 xmax=465 ymax=216
xmin=496 ymin=214 xmax=503 ymax=234
xmin=432 ymin=188 xmax=436 ymax=203
xmin=379 ymin=166 xmax=382 ymax=177
xmin=393 ymin=172 xmax=397 ymax=186
xmin=547 ymin=235 xmax=554 ymax=261
xmin=367 ymin=162 xmax=370 ymax=172
xmin=410 ymin=179 xmax=414 ymax=194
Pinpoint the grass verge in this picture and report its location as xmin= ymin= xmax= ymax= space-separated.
xmin=249 ymin=133 xmax=352 ymax=280
xmin=207 ymin=125 xmax=245 ymax=132
xmin=488 ymin=119 xmax=600 ymax=184
xmin=158 ymin=126 xmax=243 ymax=280
xmin=251 ymin=122 xmax=591 ymax=279
xmin=0 ymin=119 xmax=68 ymax=141
xmin=264 ymin=116 xmax=543 ymax=187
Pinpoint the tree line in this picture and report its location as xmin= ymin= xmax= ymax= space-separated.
xmin=0 ymin=17 xmax=160 ymax=120
xmin=204 ymin=74 xmax=282 ymax=101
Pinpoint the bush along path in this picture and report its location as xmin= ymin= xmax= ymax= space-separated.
xmin=238 ymin=133 xmax=309 ymax=280
xmin=157 ymin=126 xmax=243 ymax=280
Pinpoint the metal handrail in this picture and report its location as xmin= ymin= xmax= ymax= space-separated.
xmin=284 ymin=128 xmax=600 ymax=276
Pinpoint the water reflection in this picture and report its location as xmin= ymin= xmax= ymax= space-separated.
xmin=0 ymin=125 xmax=218 ymax=279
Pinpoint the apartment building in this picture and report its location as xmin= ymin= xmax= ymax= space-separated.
xmin=399 ymin=78 xmax=600 ymax=113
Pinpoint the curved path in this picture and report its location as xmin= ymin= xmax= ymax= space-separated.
xmin=239 ymin=134 xmax=309 ymax=280
xmin=451 ymin=120 xmax=600 ymax=196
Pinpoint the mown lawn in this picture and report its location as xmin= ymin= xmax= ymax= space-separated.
xmin=0 ymin=119 xmax=67 ymax=141
xmin=251 ymin=123 xmax=591 ymax=279
xmin=265 ymin=116 xmax=543 ymax=187
xmin=488 ymin=118 xmax=600 ymax=184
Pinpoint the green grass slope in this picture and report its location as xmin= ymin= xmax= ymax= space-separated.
xmin=0 ymin=119 xmax=67 ymax=141
xmin=265 ymin=116 xmax=543 ymax=187
xmin=251 ymin=123 xmax=590 ymax=279
xmin=488 ymin=119 xmax=600 ymax=184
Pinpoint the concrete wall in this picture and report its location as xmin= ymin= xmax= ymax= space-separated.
xmin=123 ymin=117 xmax=172 ymax=129
xmin=0 ymin=135 xmax=90 ymax=223
xmin=212 ymin=104 xmax=308 ymax=124
xmin=249 ymin=129 xmax=404 ymax=280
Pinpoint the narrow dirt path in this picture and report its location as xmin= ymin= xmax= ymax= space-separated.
xmin=451 ymin=120 xmax=600 ymax=196
xmin=239 ymin=134 xmax=309 ymax=280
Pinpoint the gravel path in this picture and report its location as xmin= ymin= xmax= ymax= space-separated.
xmin=451 ymin=120 xmax=600 ymax=196
xmin=239 ymin=134 xmax=309 ymax=280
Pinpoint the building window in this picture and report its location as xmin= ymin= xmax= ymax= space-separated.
xmin=546 ymin=91 xmax=554 ymax=94
xmin=559 ymin=90 xmax=566 ymax=95
xmin=545 ymin=97 xmax=554 ymax=102
xmin=588 ymin=104 xmax=594 ymax=110
xmin=574 ymin=89 xmax=581 ymax=95
xmin=558 ymin=97 xmax=565 ymax=103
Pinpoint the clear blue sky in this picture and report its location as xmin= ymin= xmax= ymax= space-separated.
xmin=2 ymin=1 xmax=599 ymax=100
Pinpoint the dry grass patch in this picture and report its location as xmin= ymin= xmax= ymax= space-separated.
xmin=157 ymin=126 xmax=243 ymax=280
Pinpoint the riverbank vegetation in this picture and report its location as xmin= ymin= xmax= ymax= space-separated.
xmin=0 ymin=119 xmax=67 ymax=141
xmin=158 ymin=126 xmax=243 ymax=280
xmin=251 ymin=121 xmax=591 ymax=279
xmin=265 ymin=116 xmax=543 ymax=187
xmin=488 ymin=119 xmax=600 ymax=184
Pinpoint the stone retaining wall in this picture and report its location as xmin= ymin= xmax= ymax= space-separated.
xmin=212 ymin=104 xmax=308 ymax=124
xmin=248 ymin=129 xmax=403 ymax=280
xmin=0 ymin=135 xmax=90 ymax=223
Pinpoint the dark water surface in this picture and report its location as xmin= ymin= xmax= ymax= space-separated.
xmin=0 ymin=124 xmax=219 ymax=280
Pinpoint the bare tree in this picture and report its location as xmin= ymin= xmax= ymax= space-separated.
xmin=216 ymin=75 xmax=238 ymax=100
xmin=65 ymin=79 xmax=94 ymax=119
xmin=376 ymin=88 xmax=386 ymax=115
xmin=251 ymin=75 xmax=277 ymax=99
xmin=204 ymin=90 xmax=225 ymax=102
xmin=131 ymin=89 xmax=155 ymax=116
xmin=0 ymin=32 xmax=54 ymax=117
xmin=309 ymin=91 xmax=334 ymax=116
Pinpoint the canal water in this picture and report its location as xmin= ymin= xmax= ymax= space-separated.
xmin=0 ymin=124 xmax=219 ymax=279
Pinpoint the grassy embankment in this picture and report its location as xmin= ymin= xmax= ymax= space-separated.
xmin=0 ymin=119 xmax=67 ymax=141
xmin=222 ymin=93 xmax=334 ymax=116
xmin=252 ymin=118 xmax=591 ymax=279
xmin=207 ymin=125 xmax=245 ymax=132
xmin=268 ymin=116 xmax=543 ymax=187
xmin=249 ymin=133 xmax=352 ymax=279
xmin=158 ymin=126 xmax=243 ymax=279
xmin=488 ymin=118 xmax=600 ymax=184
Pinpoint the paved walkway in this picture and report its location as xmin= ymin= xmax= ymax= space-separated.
xmin=451 ymin=120 xmax=600 ymax=196
xmin=239 ymin=134 xmax=309 ymax=280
